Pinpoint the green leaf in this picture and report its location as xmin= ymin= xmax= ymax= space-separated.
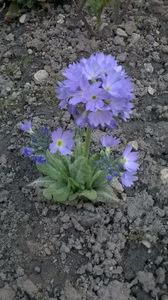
xmin=73 ymin=141 xmax=85 ymax=159
xmin=37 ymin=163 xmax=61 ymax=181
xmin=91 ymin=170 xmax=106 ymax=188
xmin=68 ymin=177 xmax=82 ymax=190
xmin=68 ymin=192 xmax=80 ymax=202
xmin=43 ymin=183 xmax=70 ymax=202
xmin=97 ymin=185 xmax=120 ymax=204
xmin=43 ymin=187 xmax=52 ymax=200
xmin=80 ymin=189 xmax=97 ymax=201
xmin=46 ymin=150 xmax=68 ymax=179
xmin=69 ymin=156 xmax=92 ymax=187
xmin=27 ymin=177 xmax=54 ymax=188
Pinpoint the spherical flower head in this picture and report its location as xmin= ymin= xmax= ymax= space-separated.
xmin=57 ymin=52 xmax=134 ymax=129
xmin=21 ymin=147 xmax=33 ymax=157
xmin=121 ymin=171 xmax=138 ymax=187
xmin=100 ymin=135 xmax=120 ymax=148
xmin=49 ymin=128 xmax=74 ymax=155
xmin=20 ymin=121 xmax=33 ymax=134
xmin=122 ymin=145 xmax=139 ymax=173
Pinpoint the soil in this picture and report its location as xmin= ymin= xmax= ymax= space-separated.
xmin=0 ymin=0 xmax=168 ymax=299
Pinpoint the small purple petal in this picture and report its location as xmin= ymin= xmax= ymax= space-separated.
xmin=100 ymin=135 xmax=120 ymax=148
xmin=121 ymin=171 xmax=138 ymax=187
xmin=20 ymin=121 xmax=33 ymax=133
xmin=21 ymin=147 xmax=33 ymax=157
xmin=106 ymin=174 xmax=113 ymax=181
xmin=122 ymin=145 xmax=139 ymax=173
xmin=35 ymin=155 xmax=47 ymax=164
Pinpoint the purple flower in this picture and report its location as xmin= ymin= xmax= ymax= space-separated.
xmin=63 ymin=62 xmax=83 ymax=92
xmin=49 ymin=128 xmax=74 ymax=155
xmin=123 ymin=145 xmax=139 ymax=173
xmin=20 ymin=121 xmax=33 ymax=133
xmin=57 ymin=53 xmax=134 ymax=128
xmin=34 ymin=155 xmax=47 ymax=164
xmin=81 ymin=53 xmax=118 ymax=80
xmin=100 ymin=135 xmax=120 ymax=148
xmin=88 ymin=110 xmax=116 ymax=128
xmin=121 ymin=171 xmax=138 ymax=187
xmin=21 ymin=147 xmax=33 ymax=157
xmin=121 ymin=101 xmax=134 ymax=121
xmin=103 ymin=74 xmax=133 ymax=99
xmin=85 ymin=82 xmax=107 ymax=112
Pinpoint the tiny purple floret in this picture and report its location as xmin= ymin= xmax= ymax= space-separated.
xmin=123 ymin=145 xmax=139 ymax=173
xmin=20 ymin=121 xmax=33 ymax=133
xmin=100 ymin=135 xmax=120 ymax=148
xmin=121 ymin=171 xmax=138 ymax=187
xmin=35 ymin=155 xmax=47 ymax=164
xmin=21 ymin=147 xmax=33 ymax=157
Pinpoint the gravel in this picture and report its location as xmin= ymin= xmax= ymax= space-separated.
xmin=0 ymin=0 xmax=167 ymax=298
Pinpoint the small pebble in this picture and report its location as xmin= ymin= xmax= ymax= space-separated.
xmin=19 ymin=14 xmax=27 ymax=24
xmin=160 ymin=168 xmax=168 ymax=184
xmin=148 ymin=86 xmax=155 ymax=95
xmin=144 ymin=63 xmax=154 ymax=73
xmin=117 ymin=28 xmax=128 ymax=37
xmin=142 ymin=240 xmax=151 ymax=249
xmin=34 ymin=70 xmax=49 ymax=84
xmin=34 ymin=266 xmax=41 ymax=274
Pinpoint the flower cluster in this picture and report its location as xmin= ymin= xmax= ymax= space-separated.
xmin=20 ymin=120 xmax=139 ymax=187
xmin=20 ymin=53 xmax=140 ymax=203
xmin=57 ymin=53 xmax=133 ymax=128
xmin=99 ymin=137 xmax=139 ymax=187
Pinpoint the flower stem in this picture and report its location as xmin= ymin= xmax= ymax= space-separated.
xmin=84 ymin=127 xmax=92 ymax=158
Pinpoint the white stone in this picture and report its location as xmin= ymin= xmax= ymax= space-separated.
xmin=57 ymin=14 xmax=65 ymax=24
xmin=160 ymin=168 xmax=168 ymax=184
xmin=34 ymin=70 xmax=49 ymax=83
xmin=144 ymin=63 xmax=154 ymax=73
xmin=19 ymin=14 xmax=27 ymax=24
xmin=28 ymin=48 xmax=33 ymax=55
xmin=148 ymin=86 xmax=155 ymax=95
xmin=116 ymin=28 xmax=128 ymax=37
xmin=111 ymin=178 xmax=124 ymax=193
xmin=128 ymin=140 xmax=138 ymax=150
xmin=142 ymin=240 xmax=151 ymax=249
xmin=131 ymin=33 xmax=140 ymax=43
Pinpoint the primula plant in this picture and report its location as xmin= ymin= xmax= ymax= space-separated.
xmin=20 ymin=53 xmax=139 ymax=204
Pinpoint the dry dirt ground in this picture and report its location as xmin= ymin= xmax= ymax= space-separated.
xmin=0 ymin=0 xmax=168 ymax=299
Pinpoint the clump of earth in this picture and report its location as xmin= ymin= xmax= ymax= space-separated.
xmin=0 ymin=0 xmax=168 ymax=299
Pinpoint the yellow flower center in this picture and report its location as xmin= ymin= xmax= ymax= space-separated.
xmin=104 ymin=99 xmax=111 ymax=105
xmin=92 ymin=95 xmax=97 ymax=100
xmin=56 ymin=139 xmax=64 ymax=147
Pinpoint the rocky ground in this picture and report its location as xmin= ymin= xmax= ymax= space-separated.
xmin=0 ymin=0 xmax=168 ymax=299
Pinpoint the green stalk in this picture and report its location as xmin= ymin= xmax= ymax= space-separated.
xmin=84 ymin=127 xmax=92 ymax=158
